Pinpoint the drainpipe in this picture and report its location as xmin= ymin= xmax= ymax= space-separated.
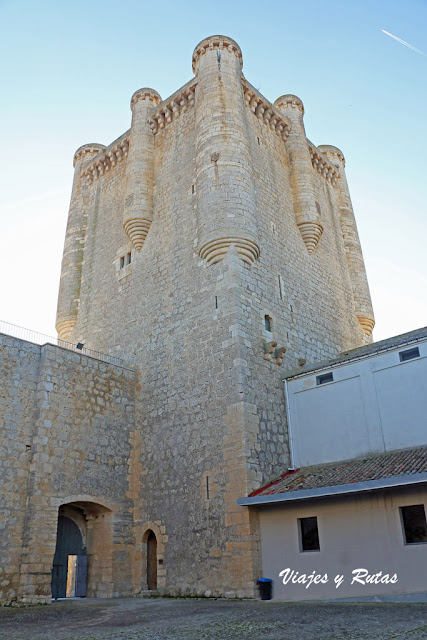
xmin=283 ymin=378 xmax=296 ymax=470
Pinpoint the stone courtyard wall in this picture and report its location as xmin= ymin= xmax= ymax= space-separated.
xmin=0 ymin=333 xmax=136 ymax=604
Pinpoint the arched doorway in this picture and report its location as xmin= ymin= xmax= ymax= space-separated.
xmin=147 ymin=530 xmax=157 ymax=590
xmin=51 ymin=515 xmax=87 ymax=599
xmin=51 ymin=500 xmax=113 ymax=599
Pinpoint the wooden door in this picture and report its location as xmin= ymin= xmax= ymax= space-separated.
xmin=147 ymin=531 xmax=157 ymax=590
xmin=51 ymin=516 xmax=86 ymax=599
xmin=75 ymin=555 xmax=88 ymax=597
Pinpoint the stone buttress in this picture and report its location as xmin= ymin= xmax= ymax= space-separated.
xmin=319 ymin=145 xmax=375 ymax=338
xmin=123 ymin=88 xmax=162 ymax=251
xmin=193 ymin=36 xmax=260 ymax=265
xmin=56 ymin=143 xmax=105 ymax=340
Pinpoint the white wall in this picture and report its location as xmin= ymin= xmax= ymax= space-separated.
xmin=259 ymin=486 xmax=427 ymax=601
xmin=286 ymin=338 xmax=427 ymax=467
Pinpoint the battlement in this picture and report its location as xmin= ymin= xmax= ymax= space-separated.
xmin=308 ymin=141 xmax=341 ymax=185
xmin=73 ymin=143 xmax=106 ymax=168
xmin=147 ymin=78 xmax=196 ymax=135
xmin=317 ymin=144 xmax=345 ymax=165
xmin=82 ymin=131 xmax=130 ymax=184
xmin=192 ymin=35 xmax=243 ymax=72
xmin=57 ymin=34 xmax=374 ymax=350
xmin=130 ymin=87 xmax=162 ymax=109
xmin=242 ymin=79 xmax=291 ymax=143
xmin=77 ymin=87 xmax=341 ymax=193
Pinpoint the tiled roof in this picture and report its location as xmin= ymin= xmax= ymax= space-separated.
xmin=251 ymin=447 xmax=427 ymax=497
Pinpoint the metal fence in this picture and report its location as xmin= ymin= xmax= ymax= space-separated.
xmin=0 ymin=320 xmax=124 ymax=367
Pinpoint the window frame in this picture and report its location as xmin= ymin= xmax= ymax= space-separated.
xmin=399 ymin=504 xmax=427 ymax=546
xmin=399 ymin=347 xmax=420 ymax=362
xmin=316 ymin=372 xmax=333 ymax=386
xmin=298 ymin=516 xmax=320 ymax=553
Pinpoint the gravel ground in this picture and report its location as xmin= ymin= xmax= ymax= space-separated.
xmin=0 ymin=597 xmax=426 ymax=640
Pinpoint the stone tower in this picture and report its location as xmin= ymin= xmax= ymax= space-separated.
xmin=55 ymin=35 xmax=374 ymax=597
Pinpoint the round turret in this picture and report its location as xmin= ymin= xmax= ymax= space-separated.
xmin=273 ymin=95 xmax=322 ymax=254
xmin=193 ymin=34 xmax=259 ymax=265
xmin=192 ymin=35 xmax=243 ymax=74
xmin=317 ymin=145 xmax=345 ymax=167
xmin=317 ymin=148 xmax=374 ymax=338
xmin=130 ymin=88 xmax=162 ymax=110
xmin=58 ymin=144 xmax=106 ymax=340
xmin=73 ymin=143 xmax=105 ymax=168
xmin=123 ymin=90 xmax=160 ymax=252
xmin=274 ymin=94 xmax=304 ymax=115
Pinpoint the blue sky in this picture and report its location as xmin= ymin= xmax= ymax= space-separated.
xmin=0 ymin=0 xmax=426 ymax=340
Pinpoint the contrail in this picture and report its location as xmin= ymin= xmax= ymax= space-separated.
xmin=381 ymin=29 xmax=425 ymax=56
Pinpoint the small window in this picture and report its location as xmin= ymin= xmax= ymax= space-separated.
xmin=127 ymin=252 xmax=132 ymax=265
xmin=299 ymin=517 xmax=320 ymax=551
xmin=264 ymin=315 xmax=272 ymax=332
xmin=120 ymin=256 xmax=125 ymax=269
xmin=316 ymin=372 xmax=333 ymax=385
xmin=401 ymin=505 xmax=427 ymax=544
xmin=278 ymin=274 xmax=284 ymax=300
xmin=315 ymin=201 xmax=321 ymax=215
xmin=399 ymin=347 xmax=420 ymax=362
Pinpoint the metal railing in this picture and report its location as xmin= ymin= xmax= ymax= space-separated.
xmin=0 ymin=320 xmax=124 ymax=367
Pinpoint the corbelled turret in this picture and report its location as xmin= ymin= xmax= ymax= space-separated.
xmin=123 ymin=88 xmax=162 ymax=251
xmin=274 ymin=95 xmax=323 ymax=254
xmin=193 ymin=36 xmax=260 ymax=265
xmin=56 ymin=143 xmax=105 ymax=340
xmin=318 ymin=144 xmax=375 ymax=338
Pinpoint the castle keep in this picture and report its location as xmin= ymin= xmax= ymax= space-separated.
xmin=1 ymin=36 xmax=375 ymax=604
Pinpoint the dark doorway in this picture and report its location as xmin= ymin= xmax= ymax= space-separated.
xmin=51 ymin=515 xmax=87 ymax=599
xmin=147 ymin=530 xmax=157 ymax=590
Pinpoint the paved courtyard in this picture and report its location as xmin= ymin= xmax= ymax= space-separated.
xmin=0 ymin=597 xmax=426 ymax=640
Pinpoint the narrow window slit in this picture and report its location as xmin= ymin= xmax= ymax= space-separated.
xmin=278 ymin=274 xmax=283 ymax=300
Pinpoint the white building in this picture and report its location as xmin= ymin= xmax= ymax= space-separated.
xmin=239 ymin=327 xmax=427 ymax=601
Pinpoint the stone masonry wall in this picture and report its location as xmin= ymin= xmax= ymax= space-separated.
xmin=0 ymin=335 xmax=39 ymax=603
xmin=0 ymin=333 xmax=136 ymax=604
